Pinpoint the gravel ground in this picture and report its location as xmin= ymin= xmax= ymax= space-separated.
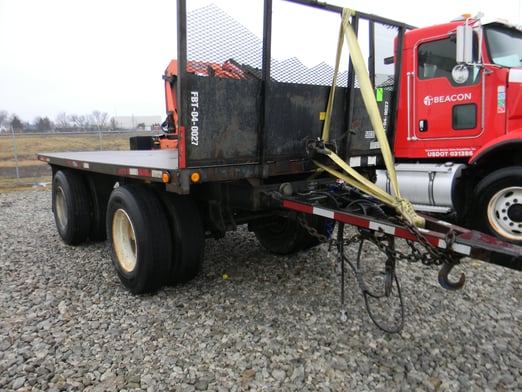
xmin=0 ymin=189 xmax=521 ymax=391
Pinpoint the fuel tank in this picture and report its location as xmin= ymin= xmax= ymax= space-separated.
xmin=375 ymin=162 xmax=465 ymax=213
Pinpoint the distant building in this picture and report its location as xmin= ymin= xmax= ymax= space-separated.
xmin=113 ymin=115 xmax=163 ymax=130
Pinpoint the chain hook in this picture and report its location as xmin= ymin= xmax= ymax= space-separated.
xmin=438 ymin=262 xmax=465 ymax=290
xmin=437 ymin=230 xmax=465 ymax=290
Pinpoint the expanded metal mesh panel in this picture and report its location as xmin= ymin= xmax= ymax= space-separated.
xmin=270 ymin=58 xmax=349 ymax=86
xmin=186 ymin=2 xmax=349 ymax=86
xmin=186 ymin=3 xmax=263 ymax=76
xmin=185 ymin=2 xmax=400 ymax=87
xmin=270 ymin=1 xmax=349 ymax=86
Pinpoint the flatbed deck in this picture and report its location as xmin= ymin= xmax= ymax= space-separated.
xmin=38 ymin=149 xmax=179 ymax=183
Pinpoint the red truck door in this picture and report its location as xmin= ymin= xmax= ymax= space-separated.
xmin=396 ymin=33 xmax=485 ymax=159
xmin=411 ymin=37 xmax=483 ymax=157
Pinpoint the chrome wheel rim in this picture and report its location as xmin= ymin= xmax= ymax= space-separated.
xmin=487 ymin=186 xmax=522 ymax=241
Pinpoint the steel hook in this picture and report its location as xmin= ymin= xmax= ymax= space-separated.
xmin=438 ymin=262 xmax=465 ymax=290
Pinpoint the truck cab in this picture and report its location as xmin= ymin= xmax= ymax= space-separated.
xmin=395 ymin=18 xmax=522 ymax=160
xmin=377 ymin=16 xmax=522 ymax=244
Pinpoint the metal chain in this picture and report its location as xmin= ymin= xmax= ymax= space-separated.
xmin=297 ymin=213 xmax=330 ymax=243
xmin=398 ymin=217 xmax=460 ymax=266
xmin=332 ymin=219 xmax=459 ymax=267
xmin=295 ymin=191 xmax=460 ymax=267
xmin=359 ymin=229 xmax=410 ymax=263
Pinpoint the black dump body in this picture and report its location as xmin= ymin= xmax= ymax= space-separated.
xmin=173 ymin=0 xmax=412 ymax=183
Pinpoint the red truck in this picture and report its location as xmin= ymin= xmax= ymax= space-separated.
xmin=374 ymin=13 xmax=522 ymax=246
xmin=38 ymin=0 xmax=521 ymax=331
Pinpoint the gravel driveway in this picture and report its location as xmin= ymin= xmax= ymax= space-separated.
xmin=1 ymin=190 xmax=520 ymax=391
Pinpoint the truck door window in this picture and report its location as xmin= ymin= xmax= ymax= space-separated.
xmin=453 ymin=103 xmax=477 ymax=129
xmin=484 ymin=24 xmax=522 ymax=67
xmin=418 ymin=37 xmax=478 ymax=86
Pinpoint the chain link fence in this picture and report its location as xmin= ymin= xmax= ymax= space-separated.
xmin=0 ymin=131 xmax=150 ymax=192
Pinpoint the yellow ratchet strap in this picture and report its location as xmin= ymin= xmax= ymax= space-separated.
xmin=319 ymin=8 xmax=424 ymax=228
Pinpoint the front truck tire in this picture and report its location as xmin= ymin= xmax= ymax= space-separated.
xmin=251 ymin=213 xmax=332 ymax=255
xmin=52 ymin=169 xmax=91 ymax=245
xmin=106 ymin=185 xmax=172 ymax=294
xmin=473 ymin=166 xmax=522 ymax=244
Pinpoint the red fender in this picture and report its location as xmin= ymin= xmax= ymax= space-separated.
xmin=469 ymin=129 xmax=522 ymax=165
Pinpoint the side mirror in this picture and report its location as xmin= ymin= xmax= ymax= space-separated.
xmin=456 ymin=24 xmax=473 ymax=63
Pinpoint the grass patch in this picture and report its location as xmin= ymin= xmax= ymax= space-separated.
xmin=0 ymin=131 xmax=152 ymax=192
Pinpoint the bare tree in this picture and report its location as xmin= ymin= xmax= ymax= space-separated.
xmin=10 ymin=114 xmax=24 ymax=131
xmin=110 ymin=117 xmax=118 ymax=131
xmin=35 ymin=117 xmax=53 ymax=132
xmin=68 ymin=114 xmax=89 ymax=131
xmin=55 ymin=112 xmax=70 ymax=130
xmin=91 ymin=110 xmax=109 ymax=131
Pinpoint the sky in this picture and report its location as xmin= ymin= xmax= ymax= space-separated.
xmin=1 ymin=0 xmax=521 ymax=123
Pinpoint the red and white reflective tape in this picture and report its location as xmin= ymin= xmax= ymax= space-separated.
xmin=117 ymin=167 xmax=164 ymax=179
xmin=282 ymin=199 xmax=471 ymax=255
xmin=66 ymin=160 xmax=90 ymax=169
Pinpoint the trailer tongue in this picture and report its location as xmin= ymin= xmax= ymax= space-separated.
xmin=280 ymin=190 xmax=522 ymax=270
xmin=276 ymin=182 xmax=521 ymax=331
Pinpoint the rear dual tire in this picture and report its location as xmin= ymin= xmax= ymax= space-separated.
xmin=53 ymin=170 xmax=205 ymax=294
xmin=106 ymin=185 xmax=173 ymax=294
xmin=106 ymin=185 xmax=204 ymax=294
xmin=52 ymin=169 xmax=112 ymax=244
xmin=159 ymin=193 xmax=204 ymax=284
xmin=52 ymin=170 xmax=91 ymax=245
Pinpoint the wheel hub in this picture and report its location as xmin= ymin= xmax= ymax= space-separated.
xmin=507 ymin=203 xmax=522 ymax=223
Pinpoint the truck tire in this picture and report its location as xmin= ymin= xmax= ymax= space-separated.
xmin=86 ymin=175 xmax=113 ymax=242
xmin=252 ymin=214 xmax=331 ymax=255
xmin=106 ymin=185 xmax=172 ymax=294
xmin=52 ymin=169 xmax=91 ymax=245
xmin=159 ymin=193 xmax=205 ymax=284
xmin=473 ymin=166 xmax=522 ymax=244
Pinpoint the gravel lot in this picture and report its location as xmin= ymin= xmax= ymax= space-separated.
xmin=1 ymin=189 xmax=521 ymax=391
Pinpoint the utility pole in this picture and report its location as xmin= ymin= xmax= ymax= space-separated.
xmin=10 ymin=125 xmax=20 ymax=183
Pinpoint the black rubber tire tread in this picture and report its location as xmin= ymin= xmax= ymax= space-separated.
xmin=473 ymin=166 xmax=522 ymax=244
xmin=252 ymin=213 xmax=331 ymax=255
xmin=159 ymin=192 xmax=205 ymax=284
xmin=106 ymin=184 xmax=173 ymax=294
xmin=86 ymin=174 xmax=114 ymax=242
xmin=52 ymin=169 xmax=91 ymax=245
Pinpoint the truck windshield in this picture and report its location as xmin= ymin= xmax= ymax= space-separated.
xmin=484 ymin=24 xmax=522 ymax=67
